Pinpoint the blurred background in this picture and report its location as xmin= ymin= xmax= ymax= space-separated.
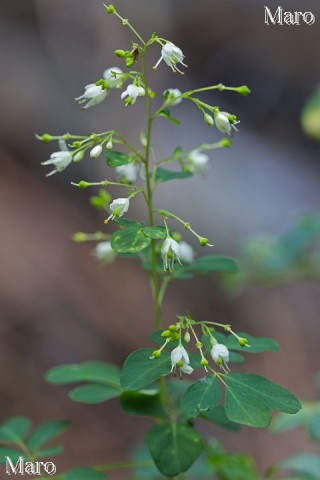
xmin=1 ymin=0 xmax=320 ymax=477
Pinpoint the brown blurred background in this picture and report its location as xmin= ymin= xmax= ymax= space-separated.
xmin=1 ymin=0 xmax=320 ymax=478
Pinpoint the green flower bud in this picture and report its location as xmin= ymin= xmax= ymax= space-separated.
xmin=204 ymin=112 xmax=214 ymax=127
xmin=196 ymin=341 xmax=203 ymax=349
xmin=114 ymin=49 xmax=127 ymax=58
xmin=105 ymin=4 xmax=115 ymax=14
xmin=172 ymin=232 xmax=182 ymax=242
xmin=72 ymin=141 xmax=81 ymax=148
xmin=168 ymin=324 xmax=177 ymax=332
xmin=161 ymin=330 xmax=171 ymax=338
xmin=184 ymin=331 xmax=191 ymax=343
xmin=199 ymin=237 xmax=208 ymax=246
xmin=37 ymin=133 xmax=53 ymax=143
xmin=125 ymin=57 xmax=134 ymax=68
xmin=152 ymin=350 xmax=161 ymax=358
xmin=220 ymin=138 xmax=232 ymax=148
xmin=78 ymin=180 xmax=89 ymax=189
xmin=200 ymin=358 xmax=209 ymax=366
xmin=238 ymin=337 xmax=249 ymax=347
xmin=171 ymin=333 xmax=180 ymax=341
xmin=236 ymin=85 xmax=251 ymax=96
xmin=72 ymin=232 xmax=87 ymax=243
xmin=73 ymin=151 xmax=85 ymax=163
xmin=177 ymin=360 xmax=184 ymax=368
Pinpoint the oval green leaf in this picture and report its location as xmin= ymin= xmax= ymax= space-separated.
xmin=120 ymin=349 xmax=171 ymax=390
xmin=155 ymin=167 xmax=192 ymax=184
xmin=27 ymin=420 xmax=70 ymax=451
xmin=46 ymin=361 xmax=120 ymax=388
xmin=111 ymin=227 xmax=151 ymax=253
xmin=181 ymin=376 xmax=221 ymax=418
xmin=120 ymin=391 xmax=165 ymax=419
xmin=69 ymin=384 xmax=121 ymax=404
xmin=147 ymin=423 xmax=203 ymax=477
xmin=106 ymin=150 xmax=133 ymax=167
xmin=0 ymin=417 xmax=31 ymax=444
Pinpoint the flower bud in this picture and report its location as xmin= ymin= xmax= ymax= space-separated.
xmin=184 ymin=331 xmax=191 ymax=343
xmin=196 ymin=341 xmax=203 ymax=349
xmin=73 ymin=151 xmax=85 ymax=163
xmin=151 ymin=350 xmax=161 ymax=359
xmin=37 ymin=133 xmax=53 ymax=143
xmin=168 ymin=324 xmax=177 ymax=332
xmin=161 ymin=330 xmax=171 ymax=338
xmin=90 ymin=145 xmax=103 ymax=159
xmin=204 ymin=113 xmax=214 ymax=127
xmin=125 ymin=57 xmax=134 ymax=68
xmin=199 ymin=237 xmax=209 ymax=246
xmin=73 ymin=232 xmax=87 ymax=243
xmin=200 ymin=358 xmax=209 ymax=367
xmin=114 ymin=49 xmax=127 ymax=58
xmin=238 ymin=337 xmax=249 ymax=347
xmin=105 ymin=4 xmax=115 ymax=14
xmin=236 ymin=85 xmax=251 ymax=96
xmin=171 ymin=333 xmax=180 ymax=341
xmin=106 ymin=140 xmax=113 ymax=150
xmin=78 ymin=181 xmax=90 ymax=189
xmin=220 ymin=138 xmax=232 ymax=148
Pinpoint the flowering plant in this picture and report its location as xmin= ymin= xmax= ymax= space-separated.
xmin=0 ymin=4 xmax=302 ymax=479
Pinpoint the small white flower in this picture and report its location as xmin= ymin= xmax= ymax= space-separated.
xmin=90 ymin=145 xmax=103 ymax=159
xmin=214 ymin=112 xmax=240 ymax=135
xmin=187 ymin=150 xmax=210 ymax=174
xmin=41 ymin=139 xmax=72 ymax=176
xmin=171 ymin=345 xmax=193 ymax=374
xmin=103 ymin=67 xmax=123 ymax=88
xmin=163 ymin=88 xmax=182 ymax=106
xmin=95 ymin=241 xmax=116 ymax=263
xmin=154 ymin=42 xmax=187 ymax=74
xmin=210 ymin=343 xmax=230 ymax=372
xmin=105 ymin=197 xmax=130 ymax=222
xmin=121 ymin=84 xmax=145 ymax=105
xmin=75 ymin=84 xmax=108 ymax=109
xmin=161 ymin=237 xmax=181 ymax=272
xmin=115 ymin=163 xmax=138 ymax=183
xmin=178 ymin=241 xmax=194 ymax=264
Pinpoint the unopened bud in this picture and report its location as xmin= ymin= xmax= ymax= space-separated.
xmin=72 ymin=232 xmax=87 ymax=243
xmin=125 ymin=57 xmax=134 ymax=68
xmin=105 ymin=4 xmax=115 ymax=14
xmin=151 ymin=350 xmax=161 ymax=359
xmin=168 ymin=324 xmax=177 ymax=332
xmin=184 ymin=331 xmax=191 ymax=343
xmin=73 ymin=151 xmax=85 ymax=163
xmin=199 ymin=237 xmax=209 ymax=246
xmin=90 ymin=145 xmax=103 ymax=159
xmin=37 ymin=133 xmax=53 ymax=143
xmin=114 ymin=49 xmax=126 ymax=58
xmin=196 ymin=341 xmax=203 ymax=349
xmin=204 ymin=113 xmax=214 ymax=127
xmin=236 ymin=85 xmax=251 ymax=96
xmin=238 ymin=337 xmax=249 ymax=347
xmin=106 ymin=140 xmax=113 ymax=150
xmin=161 ymin=330 xmax=171 ymax=338
xmin=78 ymin=181 xmax=89 ymax=189
xmin=201 ymin=358 xmax=209 ymax=367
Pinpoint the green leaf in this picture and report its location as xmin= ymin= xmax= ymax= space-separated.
xmin=62 ymin=467 xmax=107 ymax=480
xmin=157 ymin=109 xmax=181 ymax=125
xmin=155 ymin=167 xmax=192 ymax=184
xmin=202 ymin=406 xmax=241 ymax=431
xmin=272 ymin=402 xmax=319 ymax=433
xmin=120 ymin=349 xmax=171 ymax=390
xmin=225 ymin=374 xmax=301 ymax=428
xmin=0 ymin=446 xmax=22 ymax=464
xmin=120 ymin=391 xmax=165 ymax=418
xmin=279 ymin=453 xmax=320 ymax=479
xmin=209 ymin=451 xmax=259 ymax=480
xmin=181 ymin=256 xmax=238 ymax=274
xmin=114 ymin=218 xmax=145 ymax=228
xmin=180 ymin=376 xmax=221 ymax=418
xmin=36 ymin=445 xmax=64 ymax=458
xmin=27 ymin=420 xmax=69 ymax=451
xmin=142 ymin=226 xmax=167 ymax=240
xmin=106 ymin=150 xmax=133 ymax=167
xmin=46 ymin=361 xmax=121 ymax=388
xmin=0 ymin=416 xmax=31 ymax=443
xmin=147 ymin=423 xmax=203 ymax=477
xmin=111 ymin=227 xmax=151 ymax=253
xmin=89 ymin=190 xmax=111 ymax=210
xmin=69 ymin=384 xmax=121 ymax=404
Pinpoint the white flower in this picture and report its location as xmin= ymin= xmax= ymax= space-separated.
xmin=121 ymin=84 xmax=145 ymax=105
xmin=161 ymin=238 xmax=181 ymax=272
xmin=75 ymin=84 xmax=108 ymax=109
xmin=115 ymin=163 xmax=138 ymax=182
xmin=103 ymin=67 xmax=123 ymax=88
xmin=154 ymin=42 xmax=187 ymax=74
xmin=171 ymin=345 xmax=193 ymax=374
xmin=210 ymin=343 xmax=230 ymax=372
xmin=105 ymin=197 xmax=130 ymax=222
xmin=41 ymin=139 xmax=72 ymax=177
xmin=95 ymin=241 xmax=116 ymax=263
xmin=214 ymin=112 xmax=240 ymax=135
xmin=178 ymin=241 xmax=194 ymax=264
xmin=90 ymin=145 xmax=103 ymax=159
xmin=163 ymin=88 xmax=182 ymax=106
xmin=187 ymin=150 xmax=210 ymax=174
